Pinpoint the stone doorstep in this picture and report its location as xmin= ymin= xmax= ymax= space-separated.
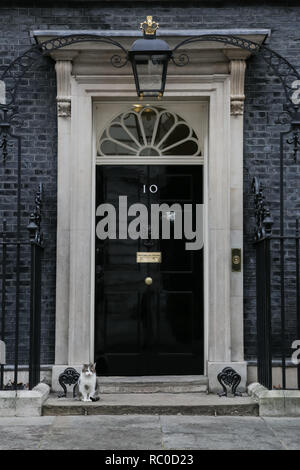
xmin=51 ymin=370 xmax=209 ymax=394
xmin=248 ymin=382 xmax=300 ymax=417
xmin=0 ymin=383 xmax=50 ymax=417
xmin=42 ymin=393 xmax=258 ymax=417
xmin=97 ymin=375 xmax=208 ymax=394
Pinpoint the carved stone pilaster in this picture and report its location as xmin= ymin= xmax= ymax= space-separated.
xmin=55 ymin=60 xmax=72 ymax=118
xmin=57 ymin=99 xmax=71 ymax=118
xmin=229 ymin=59 xmax=246 ymax=116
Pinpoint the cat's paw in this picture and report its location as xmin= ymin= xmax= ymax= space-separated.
xmin=91 ymin=396 xmax=100 ymax=402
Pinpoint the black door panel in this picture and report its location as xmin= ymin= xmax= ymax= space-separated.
xmin=95 ymin=165 xmax=203 ymax=375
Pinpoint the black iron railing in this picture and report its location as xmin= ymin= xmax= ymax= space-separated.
xmin=253 ymin=177 xmax=300 ymax=390
xmin=1 ymin=31 xmax=300 ymax=393
xmin=255 ymin=237 xmax=272 ymax=389
xmin=0 ymin=185 xmax=43 ymax=390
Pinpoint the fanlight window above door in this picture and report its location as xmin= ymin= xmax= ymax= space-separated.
xmin=97 ymin=106 xmax=201 ymax=157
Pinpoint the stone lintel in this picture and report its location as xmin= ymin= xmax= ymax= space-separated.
xmin=32 ymin=28 xmax=270 ymax=42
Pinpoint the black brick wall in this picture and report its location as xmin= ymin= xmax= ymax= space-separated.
xmin=1 ymin=0 xmax=300 ymax=364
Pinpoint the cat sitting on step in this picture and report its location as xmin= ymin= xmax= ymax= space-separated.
xmin=78 ymin=363 xmax=100 ymax=402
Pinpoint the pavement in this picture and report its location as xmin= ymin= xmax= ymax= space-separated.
xmin=0 ymin=415 xmax=300 ymax=450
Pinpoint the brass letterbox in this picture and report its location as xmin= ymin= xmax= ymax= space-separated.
xmin=136 ymin=252 xmax=162 ymax=263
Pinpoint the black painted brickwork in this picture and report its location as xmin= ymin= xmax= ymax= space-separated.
xmin=1 ymin=1 xmax=300 ymax=364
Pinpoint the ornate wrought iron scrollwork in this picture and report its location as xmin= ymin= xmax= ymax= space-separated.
xmin=252 ymin=177 xmax=273 ymax=241
xmin=0 ymin=134 xmax=9 ymax=162
xmin=285 ymin=114 xmax=300 ymax=162
xmin=217 ymin=367 xmax=242 ymax=397
xmin=171 ymin=34 xmax=300 ymax=119
xmin=27 ymin=183 xmax=43 ymax=246
xmin=172 ymin=34 xmax=260 ymax=56
xmin=0 ymin=34 xmax=128 ymax=109
xmin=0 ymin=31 xmax=299 ymax=167
xmin=1 ymin=32 xmax=300 ymax=116
xmin=58 ymin=367 xmax=80 ymax=398
xmin=0 ymin=108 xmax=13 ymax=162
xmin=287 ymin=130 xmax=300 ymax=162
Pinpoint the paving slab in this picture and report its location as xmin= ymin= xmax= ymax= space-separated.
xmin=264 ymin=417 xmax=300 ymax=450
xmin=1 ymin=415 xmax=300 ymax=450
xmin=0 ymin=417 xmax=54 ymax=450
xmin=39 ymin=415 xmax=162 ymax=450
xmin=160 ymin=415 xmax=284 ymax=450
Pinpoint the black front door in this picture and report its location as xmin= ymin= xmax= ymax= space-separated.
xmin=95 ymin=165 xmax=203 ymax=375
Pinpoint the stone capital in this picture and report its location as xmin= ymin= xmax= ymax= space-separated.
xmin=55 ymin=60 xmax=73 ymax=118
xmin=228 ymin=59 xmax=246 ymax=116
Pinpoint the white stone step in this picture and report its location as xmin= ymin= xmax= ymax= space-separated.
xmin=43 ymin=393 xmax=258 ymax=416
xmin=96 ymin=375 xmax=208 ymax=394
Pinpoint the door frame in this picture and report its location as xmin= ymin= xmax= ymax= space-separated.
xmin=52 ymin=71 xmax=247 ymax=392
xmin=93 ymin=101 xmax=208 ymax=375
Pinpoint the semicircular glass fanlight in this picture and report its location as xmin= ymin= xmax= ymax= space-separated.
xmin=98 ymin=106 xmax=201 ymax=157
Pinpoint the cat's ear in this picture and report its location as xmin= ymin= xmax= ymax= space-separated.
xmin=93 ymin=362 xmax=96 ymax=369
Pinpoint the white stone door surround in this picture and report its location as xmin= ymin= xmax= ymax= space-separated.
xmin=33 ymin=29 xmax=270 ymax=391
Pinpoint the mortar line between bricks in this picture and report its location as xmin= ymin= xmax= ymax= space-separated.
xmin=261 ymin=417 xmax=289 ymax=450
